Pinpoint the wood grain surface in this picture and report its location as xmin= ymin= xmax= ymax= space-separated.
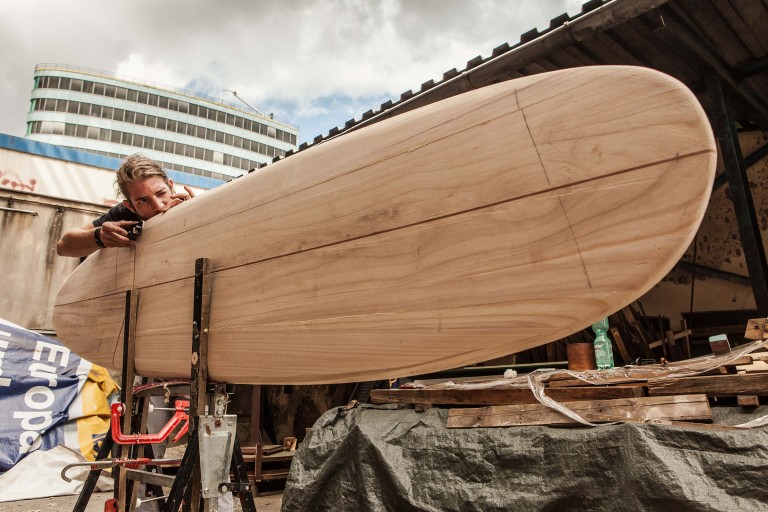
xmin=53 ymin=66 xmax=717 ymax=384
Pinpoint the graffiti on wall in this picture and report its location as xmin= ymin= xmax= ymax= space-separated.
xmin=0 ymin=171 xmax=37 ymax=193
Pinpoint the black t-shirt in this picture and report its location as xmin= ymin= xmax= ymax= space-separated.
xmin=92 ymin=203 xmax=140 ymax=227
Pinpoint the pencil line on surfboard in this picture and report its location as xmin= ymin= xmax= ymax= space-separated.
xmin=148 ymin=99 xmax=527 ymax=243
xmin=202 ymin=148 xmax=715 ymax=275
xmin=58 ymin=146 xmax=714 ymax=301
xmin=517 ymin=91 xmax=590 ymax=289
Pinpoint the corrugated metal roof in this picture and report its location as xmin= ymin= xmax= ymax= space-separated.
xmin=279 ymin=0 xmax=768 ymax=159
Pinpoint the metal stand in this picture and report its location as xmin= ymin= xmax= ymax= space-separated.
xmin=71 ymin=258 xmax=256 ymax=512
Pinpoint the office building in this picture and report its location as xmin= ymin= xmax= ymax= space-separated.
xmin=26 ymin=64 xmax=299 ymax=184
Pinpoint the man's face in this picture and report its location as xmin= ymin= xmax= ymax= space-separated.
xmin=123 ymin=176 xmax=175 ymax=220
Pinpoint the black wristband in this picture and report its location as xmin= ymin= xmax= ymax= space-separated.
xmin=94 ymin=226 xmax=106 ymax=248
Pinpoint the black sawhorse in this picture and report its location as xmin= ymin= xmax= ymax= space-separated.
xmin=73 ymin=258 xmax=256 ymax=512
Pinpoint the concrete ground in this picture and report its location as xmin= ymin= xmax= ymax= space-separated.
xmin=0 ymin=491 xmax=283 ymax=512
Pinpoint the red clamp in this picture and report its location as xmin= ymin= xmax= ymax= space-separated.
xmin=110 ymin=399 xmax=190 ymax=445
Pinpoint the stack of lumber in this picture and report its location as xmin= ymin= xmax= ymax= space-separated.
xmin=370 ymin=339 xmax=768 ymax=429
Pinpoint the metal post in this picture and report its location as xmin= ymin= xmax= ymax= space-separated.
xmin=706 ymin=75 xmax=768 ymax=313
xmin=71 ymin=431 xmax=114 ymax=512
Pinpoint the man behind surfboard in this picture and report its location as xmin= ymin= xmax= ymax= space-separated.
xmin=56 ymin=154 xmax=194 ymax=258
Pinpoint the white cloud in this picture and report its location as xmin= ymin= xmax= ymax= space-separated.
xmin=0 ymin=0 xmax=582 ymax=142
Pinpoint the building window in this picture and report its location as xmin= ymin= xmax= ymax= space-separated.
xmin=86 ymin=126 xmax=100 ymax=139
xmin=40 ymin=120 xmax=65 ymax=134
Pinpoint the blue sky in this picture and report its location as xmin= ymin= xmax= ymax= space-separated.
xmin=1 ymin=0 xmax=583 ymax=145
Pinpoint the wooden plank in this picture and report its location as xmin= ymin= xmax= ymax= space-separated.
xmin=647 ymin=373 xmax=768 ymax=397
xmin=744 ymin=318 xmax=767 ymax=340
xmin=609 ymin=327 xmax=632 ymax=365
xmin=648 ymin=329 xmax=692 ymax=349
xmin=737 ymin=395 xmax=760 ymax=407
xmin=446 ymin=394 xmax=711 ymax=428
xmin=370 ymin=384 xmax=644 ymax=406
xmin=735 ymin=360 xmax=768 ymax=374
xmin=53 ymin=66 xmax=717 ymax=384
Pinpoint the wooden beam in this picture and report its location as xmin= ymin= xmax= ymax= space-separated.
xmin=648 ymin=329 xmax=692 ymax=349
xmin=370 ymin=384 xmax=644 ymax=406
xmin=609 ymin=327 xmax=632 ymax=365
xmin=647 ymin=373 xmax=768 ymax=397
xmin=446 ymin=394 xmax=711 ymax=428
xmin=706 ymin=75 xmax=768 ymax=312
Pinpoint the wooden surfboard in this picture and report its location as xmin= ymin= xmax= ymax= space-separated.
xmin=53 ymin=66 xmax=716 ymax=384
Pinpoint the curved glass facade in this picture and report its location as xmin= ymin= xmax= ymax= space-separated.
xmin=26 ymin=64 xmax=299 ymax=183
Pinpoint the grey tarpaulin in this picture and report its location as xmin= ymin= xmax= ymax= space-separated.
xmin=282 ymin=404 xmax=768 ymax=512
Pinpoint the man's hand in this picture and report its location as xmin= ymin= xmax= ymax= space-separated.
xmin=98 ymin=220 xmax=143 ymax=248
xmin=161 ymin=186 xmax=196 ymax=213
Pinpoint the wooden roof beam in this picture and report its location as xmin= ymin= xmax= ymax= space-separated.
xmin=655 ymin=6 xmax=768 ymax=131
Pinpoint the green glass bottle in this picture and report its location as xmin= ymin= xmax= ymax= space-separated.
xmin=592 ymin=317 xmax=614 ymax=370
